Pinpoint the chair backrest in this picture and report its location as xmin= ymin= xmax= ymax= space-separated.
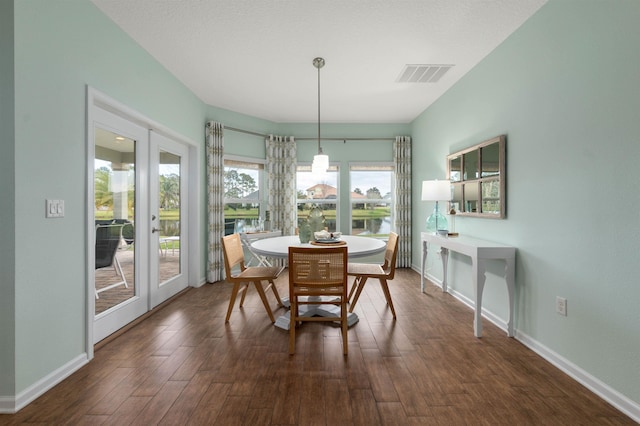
xmin=288 ymin=246 xmax=348 ymax=297
xmin=221 ymin=233 xmax=246 ymax=278
xmin=381 ymin=232 xmax=399 ymax=280
xmin=113 ymin=219 xmax=134 ymax=244
xmin=95 ymin=224 xmax=123 ymax=269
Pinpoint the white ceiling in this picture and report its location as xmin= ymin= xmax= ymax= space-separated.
xmin=91 ymin=0 xmax=546 ymax=124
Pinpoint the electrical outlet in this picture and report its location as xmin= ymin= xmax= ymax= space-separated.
xmin=556 ymin=296 xmax=567 ymax=316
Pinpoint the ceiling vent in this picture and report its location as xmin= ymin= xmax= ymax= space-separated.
xmin=396 ymin=64 xmax=454 ymax=83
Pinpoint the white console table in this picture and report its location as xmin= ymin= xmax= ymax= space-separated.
xmin=421 ymin=232 xmax=516 ymax=338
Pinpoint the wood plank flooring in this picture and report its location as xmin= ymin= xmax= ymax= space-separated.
xmin=2 ymin=269 xmax=634 ymax=425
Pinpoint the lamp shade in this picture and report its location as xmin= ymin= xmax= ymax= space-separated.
xmin=312 ymin=153 xmax=329 ymax=173
xmin=421 ymin=180 xmax=451 ymax=201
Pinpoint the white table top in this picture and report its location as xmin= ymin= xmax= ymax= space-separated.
xmin=250 ymin=235 xmax=386 ymax=259
xmin=421 ymin=232 xmax=515 ymax=259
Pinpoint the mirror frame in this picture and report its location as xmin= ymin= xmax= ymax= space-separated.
xmin=447 ymin=135 xmax=506 ymax=219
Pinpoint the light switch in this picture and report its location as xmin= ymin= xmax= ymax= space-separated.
xmin=46 ymin=199 xmax=64 ymax=218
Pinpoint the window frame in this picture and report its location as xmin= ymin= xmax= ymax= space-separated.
xmin=348 ymin=162 xmax=395 ymax=238
xmin=223 ymin=155 xmax=267 ymax=232
xmin=296 ymin=162 xmax=340 ymax=232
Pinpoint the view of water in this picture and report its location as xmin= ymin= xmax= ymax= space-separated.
xmin=226 ymin=216 xmax=392 ymax=236
xmin=159 ymin=219 xmax=180 ymax=236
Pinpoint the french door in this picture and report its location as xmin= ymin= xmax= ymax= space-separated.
xmin=149 ymin=131 xmax=189 ymax=308
xmin=91 ymin=108 xmax=189 ymax=342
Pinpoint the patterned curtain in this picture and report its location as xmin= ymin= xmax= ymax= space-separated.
xmin=206 ymin=121 xmax=225 ymax=282
xmin=393 ymin=136 xmax=412 ymax=267
xmin=265 ymin=135 xmax=297 ymax=236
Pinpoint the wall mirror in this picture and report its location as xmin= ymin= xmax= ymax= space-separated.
xmin=447 ymin=135 xmax=506 ymax=218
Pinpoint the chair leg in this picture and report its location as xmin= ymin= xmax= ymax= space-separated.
xmin=253 ymin=280 xmax=276 ymax=323
xmin=379 ymin=278 xmax=397 ymax=319
xmin=265 ymin=279 xmax=283 ymax=307
xmin=348 ymin=276 xmax=361 ymax=302
xmin=113 ymin=256 xmax=128 ymax=288
xmin=289 ymin=297 xmax=297 ymax=355
xmin=341 ymin=299 xmax=348 ymax=356
xmin=239 ymin=282 xmax=249 ymax=307
xmin=349 ymin=277 xmax=369 ymax=313
xmin=225 ymin=282 xmax=242 ymax=323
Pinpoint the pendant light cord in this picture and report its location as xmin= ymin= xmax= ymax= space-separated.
xmin=313 ymin=57 xmax=325 ymax=155
xmin=317 ymin=62 xmax=321 ymax=154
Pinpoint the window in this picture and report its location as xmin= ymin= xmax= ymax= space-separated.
xmin=349 ymin=163 xmax=394 ymax=238
xmin=296 ymin=164 xmax=339 ymax=232
xmin=224 ymin=157 xmax=266 ymax=234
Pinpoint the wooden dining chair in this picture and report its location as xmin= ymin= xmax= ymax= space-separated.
xmin=221 ymin=233 xmax=284 ymax=323
xmin=347 ymin=232 xmax=399 ymax=319
xmin=288 ymin=246 xmax=349 ymax=355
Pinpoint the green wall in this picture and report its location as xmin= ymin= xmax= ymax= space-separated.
xmin=411 ymin=0 xmax=640 ymax=405
xmin=9 ymin=0 xmax=206 ymax=396
xmin=4 ymin=0 xmax=639 ymax=417
xmin=0 ymin=0 xmax=16 ymax=397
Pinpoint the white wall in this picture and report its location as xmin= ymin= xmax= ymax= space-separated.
xmin=411 ymin=0 xmax=640 ymax=413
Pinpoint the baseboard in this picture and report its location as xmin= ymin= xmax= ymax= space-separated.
xmin=415 ymin=267 xmax=640 ymax=423
xmin=0 ymin=353 xmax=88 ymax=414
xmin=516 ymin=331 xmax=640 ymax=423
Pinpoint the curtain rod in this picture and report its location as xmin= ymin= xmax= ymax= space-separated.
xmin=225 ymin=125 xmax=395 ymax=142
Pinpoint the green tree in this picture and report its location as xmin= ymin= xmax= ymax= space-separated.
xmin=94 ymin=166 xmax=112 ymax=209
xmin=365 ymin=187 xmax=382 ymax=209
xmin=159 ymin=173 xmax=180 ymax=209
xmin=224 ymin=169 xmax=256 ymax=199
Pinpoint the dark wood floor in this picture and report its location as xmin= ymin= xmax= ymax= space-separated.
xmin=2 ymin=269 xmax=633 ymax=425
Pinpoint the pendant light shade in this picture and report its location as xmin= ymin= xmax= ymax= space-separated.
xmin=311 ymin=57 xmax=328 ymax=173
xmin=312 ymin=152 xmax=329 ymax=173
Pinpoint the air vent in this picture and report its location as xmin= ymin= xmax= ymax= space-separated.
xmin=396 ymin=64 xmax=454 ymax=83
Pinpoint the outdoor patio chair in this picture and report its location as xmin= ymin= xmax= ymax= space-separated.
xmin=95 ymin=223 xmax=128 ymax=299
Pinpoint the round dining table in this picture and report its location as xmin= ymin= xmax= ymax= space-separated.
xmin=250 ymin=234 xmax=387 ymax=330
xmin=250 ymin=234 xmax=386 ymax=259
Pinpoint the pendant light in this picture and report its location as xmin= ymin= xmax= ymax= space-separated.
xmin=311 ymin=57 xmax=329 ymax=174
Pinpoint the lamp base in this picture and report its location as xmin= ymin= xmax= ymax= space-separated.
xmin=426 ymin=205 xmax=448 ymax=233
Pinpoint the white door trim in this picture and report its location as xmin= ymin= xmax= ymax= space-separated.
xmin=86 ymin=86 xmax=201 ymax=360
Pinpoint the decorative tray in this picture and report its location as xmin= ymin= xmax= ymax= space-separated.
xmin=310 ymin=239 xmax=347 ymax=246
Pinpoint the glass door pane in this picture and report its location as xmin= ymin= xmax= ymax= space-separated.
xmin=158 ymin=150 xmax=182 ymax=284
xmin=149 ymin=131 xmax=189 ymax=308
xmin=94 ymin=128 xmax=136 ymax=315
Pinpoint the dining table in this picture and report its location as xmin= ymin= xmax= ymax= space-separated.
xmin=250 ymin=234 xmax=386 ymax=330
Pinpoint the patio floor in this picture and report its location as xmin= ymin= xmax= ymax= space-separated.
xmin=95 ymin=246 xmax=180 ymax=314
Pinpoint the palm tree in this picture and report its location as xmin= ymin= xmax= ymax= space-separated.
xmin=159 ymin=174 xmax=180 ymax=209
xmin=94 ymin=166 xmax=112 ymax=210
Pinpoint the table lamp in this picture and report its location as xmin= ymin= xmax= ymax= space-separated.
xmin=422 ymin=180 xmax=451 ymax=234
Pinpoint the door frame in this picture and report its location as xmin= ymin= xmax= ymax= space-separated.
xmin=86 ymin=87 xmax=201 ymax=359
